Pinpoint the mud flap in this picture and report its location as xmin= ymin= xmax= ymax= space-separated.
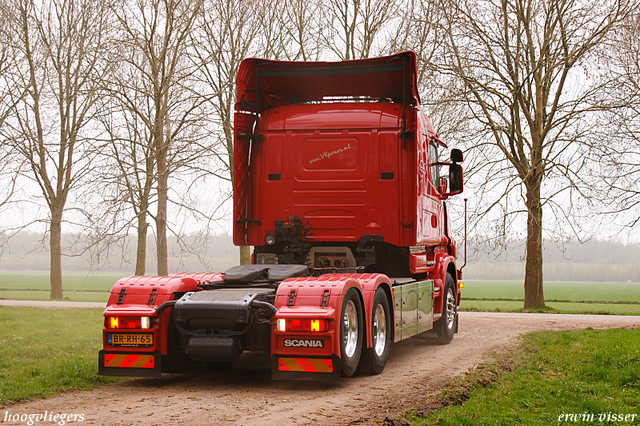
xmin=99 ymin=350 xmax=162 ymax=378
xmin=271 ymin=355 xmax=341 ymax=381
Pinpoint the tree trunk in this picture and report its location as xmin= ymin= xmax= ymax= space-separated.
xmin=156 ymin=163 xmax=168 ymax=276
xmin=155 ymin=88 xmax=168 ymax=276
xmin=523 ymin=175 xmax=545 ymax=310
xmin=50 ymin=206 xmax=64 ymax=300
xmin=135 ymin=209 xmax=148 ymax=276
xmin=240 ymin=245 xmax=251 ymax=265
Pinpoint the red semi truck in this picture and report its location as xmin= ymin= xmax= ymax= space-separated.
xmin=99 ymin=51 xmax=464 ymax=380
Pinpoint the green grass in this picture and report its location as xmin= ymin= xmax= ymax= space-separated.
xmin=0 ymin=271 xmax=124 ymax=291
xmin=459 ymin=280 xmax=640 ymax=315
xmin=461 ymin=300 xmax=640 ymax=315
xmin=0 ymin=272 xmax=125 ymax=303
xmin=461 ymin=280 xmax=640 ymax=303
xmin=408 ymin=328 xmax=640 ymax=425
xmin=0 ymin=290 xmax=109 ymax=303
xmin=0 ymin=306 xmax=124 ymax=404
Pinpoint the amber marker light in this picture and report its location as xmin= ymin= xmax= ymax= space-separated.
xmin=109 ymin=316 xmax=119 ymax=329
xmin=310 ymin=319 xmax=321 ymax=332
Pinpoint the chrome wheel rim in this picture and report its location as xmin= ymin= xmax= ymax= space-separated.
xmin=372 ymin=303 xmax=387 ymax=357
xmin=343 ymin=300 xmax=358 ymax=358
xmin=446 ymin=288 xmax=456 ymax=330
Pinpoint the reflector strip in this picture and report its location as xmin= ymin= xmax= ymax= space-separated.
xmin=104 ymin=354 xmax=154 ymax=369
xmin=278 ymin=357 xmax=333 ymax=373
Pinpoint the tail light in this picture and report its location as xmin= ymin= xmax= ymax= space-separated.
xmin=276 ymin=319 xmax=327 ymax=332
xmin=106 ymin=316 xmax=151 ymax=329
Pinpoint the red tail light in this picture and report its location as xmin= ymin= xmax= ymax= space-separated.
xmin=277 ymin=319 xmax=327 ymax=332
xmin=105 ymin=316 xmax=151 ymax=329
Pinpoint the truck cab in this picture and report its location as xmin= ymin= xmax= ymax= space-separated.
xmin=99 ymin=51 xmax=464 ymax=380
xmin=233 ymin=52 xmax=463 ymax=278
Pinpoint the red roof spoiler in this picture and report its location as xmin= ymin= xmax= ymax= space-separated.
xmin=235 ymin=51 xmax=420 ymax=112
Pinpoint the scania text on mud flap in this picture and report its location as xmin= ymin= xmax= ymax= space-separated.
xmin=99 ymin=51 xmax=465 ymax=380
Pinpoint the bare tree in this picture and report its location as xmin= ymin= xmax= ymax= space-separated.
xmin=94 ymin=90 xmax=156 ymax=275
xmin=2 ymin=0 xmax=109 ymax=299
xmin=108 ymin=0 xmax=206 ymax=276
xmin=599 ymin=11 xmax=640 ymax=229
xmin=382 ymin=0 xmax=472 ymax=145
xmin=192 ymin=0 xmax=281 ymax=265
xmin=434 ymin=0 xmax=635 ymax=309
xmin=321 ymin=0 xmax=399 ymax=60
xmin=275 ymin=0 xmax=324 ymax=61
xmin=0 ymin=0 xmax=15 ymax=129
xmin=0 ymin=0 xmax=23 ymax=216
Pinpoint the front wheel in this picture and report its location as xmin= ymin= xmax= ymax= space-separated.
xmin=358 ymin=287 xmax=392 ymax=375
xmin=434 ymin=273 xmax=457 ymax=344
xmin=340 ymin=288 xmax=364 ymax=377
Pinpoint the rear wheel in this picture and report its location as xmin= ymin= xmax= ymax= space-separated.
xmin=340 ymin=288 xmax=364 ymax=377
xmin=434 ymin=273 xmax=457 ymax=344
xmin=358 ymin=287 xmax=392 ymax=375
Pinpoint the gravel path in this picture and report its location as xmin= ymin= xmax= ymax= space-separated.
xmin=1 ymin=311 xmax=638 ymax=425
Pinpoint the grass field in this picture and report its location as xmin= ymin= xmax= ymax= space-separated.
xmin=459 ymin=280 xmax=640 ymax=315
xmin=0 ymin=306 xmax=124 ymax=404
xmin=2 ymin=274 xmax=640 ymax=314
xmin=462 ymin=300 xmax=640 ymax=315
xmin=408 ymin=328 xmax=640 ymax=425
xmin=0 ymin=272 xmax=124 ymax=291
xmin=0 ymin=272 xmax=125 ymax=302
xmin=461 ymin=280 xmax=640 ymax=303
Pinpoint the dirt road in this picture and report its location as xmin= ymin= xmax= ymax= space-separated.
xmin=2 ymin=312 xmax=638 ymax=426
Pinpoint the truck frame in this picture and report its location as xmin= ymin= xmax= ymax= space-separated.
xmin=99 ymin=51 xmax=464 ymax=380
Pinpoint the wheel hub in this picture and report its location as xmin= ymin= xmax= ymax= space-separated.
xmin=372 ymin=304 xmax=387 ymax=356
xmin=343 ymin=300 xmax=359 ymax=358
xmin=446 ymin=288 xmax=456 ymax=330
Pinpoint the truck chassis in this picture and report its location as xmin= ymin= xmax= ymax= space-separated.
xmin=99 ymin=51 xmax=464 ymax=380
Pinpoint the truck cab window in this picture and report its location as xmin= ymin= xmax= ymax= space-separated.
xmin=429 ymin=140 xmax=439 ymax=190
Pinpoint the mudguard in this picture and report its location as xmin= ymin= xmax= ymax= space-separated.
xmin=272 ymin=273 xmax=392 ymax=356
xmin=426 ymin=254 xmax=458 ymax=318
xmin=103 ymin=273 xmax=223 ymax=355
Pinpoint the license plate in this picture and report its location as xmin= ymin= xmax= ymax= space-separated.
xmin=108 ymin=333 xmax=153 ymax=347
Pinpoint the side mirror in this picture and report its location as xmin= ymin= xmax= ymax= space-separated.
xmin=434 ymin=163 xmax=464 ymax=198
xmin=449 ymin=164 xmax=463 ymax=195
xmin=451 ymin=148 xmax=463 ymax=163
xmin=439 ymin=177 xmax=448 ymax=194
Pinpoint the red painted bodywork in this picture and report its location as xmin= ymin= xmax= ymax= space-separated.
xmin=272 ymin=274 xmax=391 ymax=360
xmin=101 ymin=51 xmax=462 ymax=379
xmin=233 ymin=52 xmax=449 ymax=248
xmin=102 ymin=273 xmax=222 ymax=355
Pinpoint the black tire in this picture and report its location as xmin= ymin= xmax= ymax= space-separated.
xmin=357 ymin=287 xmax=392 ymax=375
xmin=434 ymin=273 xmax=457 ymax=344
xmin=340 ymin=288 xmax=364 ymax=377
